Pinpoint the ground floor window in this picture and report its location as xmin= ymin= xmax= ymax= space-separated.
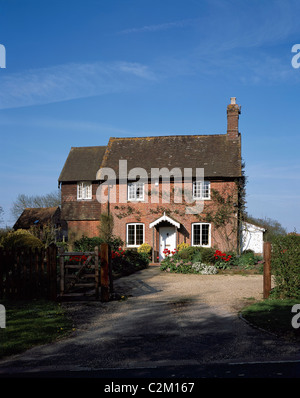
xmin=192 ymin=223 xmax=211 ymax=247
xmin=126 ymin=223 xmax=144 ymax=247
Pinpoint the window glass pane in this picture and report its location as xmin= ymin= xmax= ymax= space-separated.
xmin=193 ymin=181 xmax=210 ymax=199
xmin=85 ymin=182 xmax=92 ymax=199
xmin=83 ymin=183 xmax=87 ymax=198
xmin=128 ymin=182 xmax=144 ymax=200
xmin=128 ymin=183 xmax=135 ymax=200
xmin=202 ymin=181 xmax=210 ymax=198
xmin=78 ymin=182 xmax=92 ymax=199
xmin=202 ymin=224 xmax=209 ymax=245
xmin=193 ymin=224 xmax=201 ymax=245
xmin=127 ymin=225 xmax=135 ymax=245
xmin=136 ymin=224 xmax=144 ymax=245
xmin=77 ymin=182 xmax=82 ymax=199
xmin=193 ymin=181 xmax=201 ymax=199
xmin=136 ymin=182 xmax=144 ymax=199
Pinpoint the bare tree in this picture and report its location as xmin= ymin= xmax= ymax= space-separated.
xmin=0 ymin=206 xmax=3 ymax=225
xmin=11 ymin=190 xmax=61 ymax=221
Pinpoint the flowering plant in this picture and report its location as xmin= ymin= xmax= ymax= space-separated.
xmin=163 ymin=248 xmax=178 ymax=257
xmin=111 ymin=247 xmax=126 ymax=259
xmin=70 ymin=255 xmax=88 ymax=263
xmin=213 ymin=249 xmax=232 ymax=269
xmin=214 ymin=250 xmax=231 ymax=262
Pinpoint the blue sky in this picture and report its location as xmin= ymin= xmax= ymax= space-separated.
xmin=0 ymin=0 xmax=299 ymax=232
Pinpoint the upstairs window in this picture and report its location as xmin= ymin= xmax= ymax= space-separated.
xmin=193 ymin=180 xmax=210 ymax=200
xmin=128 ymin=182 xmax=144 ymax=201
xmin=77 ymin=181 xmax=92 ymax=200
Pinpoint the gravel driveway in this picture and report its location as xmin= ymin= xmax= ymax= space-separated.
xmin=0 ymin=265 xmax=299 ymax=375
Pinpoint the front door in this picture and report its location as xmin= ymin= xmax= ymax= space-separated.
xmin=159 ymin=226 xmax=176 ymax=261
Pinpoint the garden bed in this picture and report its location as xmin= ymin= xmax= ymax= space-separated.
xmin=160 ymin=246 xmax=263 ymax=275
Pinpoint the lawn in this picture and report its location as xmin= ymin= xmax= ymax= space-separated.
xmin=0 ymin=299 xmax=73 ymax=359
xmin=241 ymin=298 xmax=300 ymax=340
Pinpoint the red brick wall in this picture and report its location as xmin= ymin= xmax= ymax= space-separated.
xmin=61 ymin=182 xmax=102 ymax=221
xmin=110 ymin=179 xmax=238 ymax=253
xmin=227 ymin=103 xmax=240 ymax=140
xmin=62 ymin=179 xmax=239 ymax=253
xmin=67 ymin=220 xmax=100 ymax=242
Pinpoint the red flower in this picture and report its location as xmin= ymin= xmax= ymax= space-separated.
xmin=214 ymin=249 xmax=231 ymax=262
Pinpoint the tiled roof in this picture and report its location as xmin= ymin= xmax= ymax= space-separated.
xmin=13 ymin=207 xmax=60 ymax=230
xmin=58 ymin=146 xmax=106 ymax=182
xmin=58 ymin=134 xmax=242 ymax=182
xmin=101 ymin=134 xmax=242 ymax=178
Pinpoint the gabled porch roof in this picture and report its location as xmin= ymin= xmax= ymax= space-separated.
xmin=149 ymin=212 xmax=180 ymax=229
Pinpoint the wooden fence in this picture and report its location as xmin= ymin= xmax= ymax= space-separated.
xmin=0 ymin=243 xmax=57 ymax=300
xmin=0 ymin=243 xmax=111 ymax=302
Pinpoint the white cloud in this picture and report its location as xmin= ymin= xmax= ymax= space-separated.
xmin=119 ymin=19 xmax=197 ymax=34
xmin=0 ymin=61 xmax=157 ymax=110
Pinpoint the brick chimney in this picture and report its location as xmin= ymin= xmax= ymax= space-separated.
xmin=227 ymin=97 xmax=241 ymax=139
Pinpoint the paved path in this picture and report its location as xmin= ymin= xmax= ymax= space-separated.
xmin=0 ymin=265 xmax=299 ymax=376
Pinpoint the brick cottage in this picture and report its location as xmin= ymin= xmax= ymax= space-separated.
xmin=58 ymin=98 xmax=244 ymax=261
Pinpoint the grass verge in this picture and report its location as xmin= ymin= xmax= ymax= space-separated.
xmin=241 ymin=298 xmax=300 ymax=340
xmin=0 ymin=299 xmax=73 ymax=359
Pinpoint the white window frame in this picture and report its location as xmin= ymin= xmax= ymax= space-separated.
xmin=192 ymin=180 xmax=210 ymax=200
xmin=128 ymin=181 xmax=144 ymax=201
xmin=191 ymin=223 xmax=211 ymax=247
xmin=126 ymin=223 xmax=145 ymax=247
xmin=77 ymin=181 xmax=92 ymax=200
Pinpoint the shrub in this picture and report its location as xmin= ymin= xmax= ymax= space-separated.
xmin=73 ymin=235 xmax=123 ymax=252
xmin=271 ymin=234 xmax=300 ymax=299
xmin=137 ymin=243 xmax=152 ymax=256
xmin=199 ymin=247 xmax=216 ymax=264
xmin=73 ymin=235 xmax=103 ymax=251
xmin=112 ymin=248 xmax=149 ymax=276
xmin=192 ymin=251 xmax=203 ymax=263
xmin=177 ymin=242 xmax=190 ymax=251
xmin=178 ymin=246 xmax=201 ymax=261
xmin=237 ymin=251 xmax=257 ymax=267
xmin=160 ymin=258 xmax=193 ymax=273
xmin=1 ymin=229 xmax=44 ymax=250
xmin=0 ymin=228 xmax=12 ymax=248
xmin=177 ymin=246 xmax=216 ymax=263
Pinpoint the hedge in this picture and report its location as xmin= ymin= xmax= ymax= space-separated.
xmin=271 ymin=234 xmax=300 ymax=299
xmin=0 ymin=229 xmax=44 ymax=250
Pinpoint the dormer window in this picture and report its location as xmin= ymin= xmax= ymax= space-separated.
xmin=128 ymin=182 xmax=144 ymax=201
xmin=77 ymin=181 xmax=92 ymax=200
xmin=193 ymin=180 xmax=210 ymax=200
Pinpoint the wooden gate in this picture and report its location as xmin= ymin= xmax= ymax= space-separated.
xmin=58 ymin=243 xmax=111 ymax=301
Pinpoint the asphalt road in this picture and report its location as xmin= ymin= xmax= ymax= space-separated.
xmin=1 ymin=360 xmax=300 ymax=379
xmin=0 ymin=266 xmax=299 ymax=379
